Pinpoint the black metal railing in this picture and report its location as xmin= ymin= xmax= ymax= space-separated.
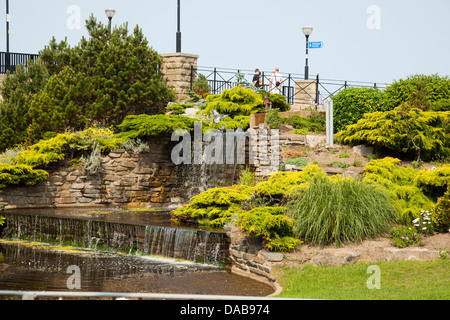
xmin=0 ymin=52 xmax=39 ymax=74
xmin=192 ymin=66 xmax=387 ymax=106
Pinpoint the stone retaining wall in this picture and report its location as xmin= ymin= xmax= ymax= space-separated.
xmin=0 ymin=136 xmax=191 ymax=210
xmin=226 ymin=226 xmax=282 ymax=294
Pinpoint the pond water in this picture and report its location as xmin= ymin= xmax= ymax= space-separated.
xmin=0 ymin=208 xmax=274 ymax=299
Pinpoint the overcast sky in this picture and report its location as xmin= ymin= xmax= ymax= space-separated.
xmin=2 ymin=0 xmax=449 ymax=84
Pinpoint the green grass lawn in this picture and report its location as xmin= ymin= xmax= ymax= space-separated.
xmin=274 ymin=259 xmax=450 ymax=300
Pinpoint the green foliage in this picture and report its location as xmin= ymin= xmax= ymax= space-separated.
xmin=26 ymin=66 xmax=90 ymax=143
xmin=287 ymin=176 xmax=398 ymax=246
xmin=117 ymin=114 xmax=196 ymax=140
xmin=263 ymin=92 xmax=291 ymax=112
xmin=432 ymin=186 xmax=450 ymax=231
xmin=328 ymin=161 xmax=350 ymax=168
xmin=237 ymin=168 xmax=257 ymax=187
xmin=332 ymin=87 xmax=386 ymax=133
xmin=335 ymin=108 xmax=450 ymax=161
xmin=13 ymin=134 xmax=71 ymax=168
xmin=389 ymin=226 xmax=421 ymax=248
xmin=237 ymin=207 xmax=302 ymax=252
xmin=431 ymin=99 xmax=450 ymax=112
xmin=280 ymin=157 xmax=308 ymax=170
xmin=206 ymin=115 xmax=250 ymax=131
xmin=0 ymin=59 xmax=49 ymax=152
xmin=255 ymin=164 xmax=327 ymax=200
xmin=339 ymin=151 xmax=349 ymax=158
xmin=202 ymin=86 xmax=265 ymax=117
xmin=0 ymin=15 xmax=175 ymax=150
xmin=413 ymin=164 xmax=450 ymax=201
xmin=363 ymin=157 xmax=436 ymax=224
xmin=165 ymin=103 xmax=194 ymax=115
xmin=265 ymin=108 xmax=283 ymax=128
xmin=0 ymin=216 xmax=4 ymax=226
xmin=264 ymin=237 xmax=302 ymax=253
xmin=171 ymin=185 xmax=255 ymax=227
xmin=0 ymin=163 xmax=48 ymax=190
xmin=265 ymin=109 xmax=325 ymax=133
xmin=69 ymin=127 xmax=123 ymax=154
xmin=382 ymin=74 xmax=450 ymax=110
xmin=191 ymin=74 xmax=211 ymax=99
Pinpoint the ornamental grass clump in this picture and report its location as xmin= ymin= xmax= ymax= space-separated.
xmin=287 ymin=176 xmax=398 ymax=247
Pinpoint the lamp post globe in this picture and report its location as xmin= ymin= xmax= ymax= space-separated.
xmin=105 ymin=8 xmax=116 ymax=34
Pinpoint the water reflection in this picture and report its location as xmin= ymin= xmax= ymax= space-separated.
xmin=0 ymin=241 xmax=273 ymax=297
xmin=0 ymin=208 xmax=275 ymax=298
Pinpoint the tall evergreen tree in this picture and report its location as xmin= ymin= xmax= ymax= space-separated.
xmin=0 ymin=15 xmax=176 ymax=150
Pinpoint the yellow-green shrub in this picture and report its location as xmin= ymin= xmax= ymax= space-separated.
xmin=414 ymin=164 xmax=450 ymax=201
xmin=255 ymin=164 xmax=326 ymax=199
xmin=237 ymin=207 xmax=302 ymax=252
xmin=335 ymin=108 xmax=449 ymax=161
xmin=0 ymin=163 xmax=48 ymax=190
xmin=432 ymin=186 xmax=450 ymax=231
xmin=363 ymin=157 xmax=438 ymax=224
xmin=171 ymin=185 xmax=255 ymax=227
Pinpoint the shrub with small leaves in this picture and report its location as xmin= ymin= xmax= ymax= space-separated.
xmin=389 ymin=226 xmax=421 ymax=248
xmin=432 ymin=186 xmax=450 ymax=232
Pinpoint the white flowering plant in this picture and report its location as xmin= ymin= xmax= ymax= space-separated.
xmin=412 ymin=210 xmax=435 ymax=236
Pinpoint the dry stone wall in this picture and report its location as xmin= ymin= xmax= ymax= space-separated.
xmin=0 ymin=136 xmax=189 ymax=210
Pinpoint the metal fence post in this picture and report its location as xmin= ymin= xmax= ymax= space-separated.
xmin=287 ymin=74 xmax=291 ymax=104
xmin=213 ymin=68 xmax=217 ymax=94
xmin=315 ymin=74 xmax=320 ymax=105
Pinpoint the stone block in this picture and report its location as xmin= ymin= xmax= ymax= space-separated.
xmin=311 ymin=249 xmax=360 ymax=266
xmin=259 ymin=250 xmax=284 ymax=262
xmin=384 ymin=248 xmax=440 ymax=261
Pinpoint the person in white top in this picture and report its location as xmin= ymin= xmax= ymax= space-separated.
xmin=268 ymin=68 xmax=284 ymax=94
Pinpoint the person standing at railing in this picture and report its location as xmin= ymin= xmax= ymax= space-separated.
xmin=268 ymin=68 xmax=284 ymax=94
xmin=252 ymin=69 xmax=262 ymax=88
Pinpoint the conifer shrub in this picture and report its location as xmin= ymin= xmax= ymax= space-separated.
xmin=255 ymin=164 xmax=327 ymax=201
xmin=335 ymin=108 xmax=449 ymax=161
xmin=116 ymin=114 xmax=196 ymax=140
xmin=171 ymin=185 xmax=256 ymax=227
xmin=432 ymin=186 xmax=450 ymax=232
xmin=237 ymin=207 xmax=302 ymax=252
xmin=363 ymin=157 xmax=442 ymax=224
xmin=413 ymin=164 xmax=450 ymax=201
xmin=0 ymin=163 xmax=48 ymax=190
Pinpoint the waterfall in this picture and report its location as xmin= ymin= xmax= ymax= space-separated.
xmin=1 ymin=211 xmax=229 ymax=265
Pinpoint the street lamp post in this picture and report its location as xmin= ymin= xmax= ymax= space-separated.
xmin=176 ymin=0 xmax=181 ymax=52
xmin=105 ymin=8 xmax=116 ymax=35
xmin=6 ymin=0 xmax=10 ymax=72
xmin=302 ymin=26 xmax=313 ymax=80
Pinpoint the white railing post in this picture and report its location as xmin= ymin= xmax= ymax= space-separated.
xmin=325 ymin=100 xmax=334 ymax=147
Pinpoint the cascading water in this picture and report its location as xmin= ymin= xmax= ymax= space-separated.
xmin=0 ymin=210 xmax=229 ymax=265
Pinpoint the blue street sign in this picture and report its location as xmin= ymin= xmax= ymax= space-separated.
xmin=309 ymin=41 xmax=324 ymax=49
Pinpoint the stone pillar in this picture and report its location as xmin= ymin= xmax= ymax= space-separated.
xmin=294 ymin=79 xmax=317 ymax=109
xmin=160 ymin=53 xmax=199 ymax=103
